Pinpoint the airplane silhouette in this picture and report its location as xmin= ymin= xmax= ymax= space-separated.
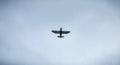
xmin=52 ymin=28 xmax=70 ymax=38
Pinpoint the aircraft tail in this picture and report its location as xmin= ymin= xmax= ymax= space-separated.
xmin=57 ymin=36 xmax=64 ymax=38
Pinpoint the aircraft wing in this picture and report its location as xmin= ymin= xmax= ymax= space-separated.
xmin=62 ymin=31 xmax=70 ymax=34
xmin=52 ymin=30 xmax=60 ymax=34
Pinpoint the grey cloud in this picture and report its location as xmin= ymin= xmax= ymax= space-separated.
xmin=0 ymin=0 xmax=120 ymax=65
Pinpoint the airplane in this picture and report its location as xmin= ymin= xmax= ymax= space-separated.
xmin=52 ymin=28 xmax=70 ymax=38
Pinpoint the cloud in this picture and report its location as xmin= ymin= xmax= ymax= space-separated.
xmin=0 ymin=0 xmax=120 ymax=65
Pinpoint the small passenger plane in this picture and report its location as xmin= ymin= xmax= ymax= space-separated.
xmin=52 ymin=28 xmax=70 ymax=38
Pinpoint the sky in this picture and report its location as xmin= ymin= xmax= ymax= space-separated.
xmin=0 ymin=0 xmax=120 ymax=65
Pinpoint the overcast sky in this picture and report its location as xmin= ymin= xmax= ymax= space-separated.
xmin=0 ymin=0 xmax=120 ymax=65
